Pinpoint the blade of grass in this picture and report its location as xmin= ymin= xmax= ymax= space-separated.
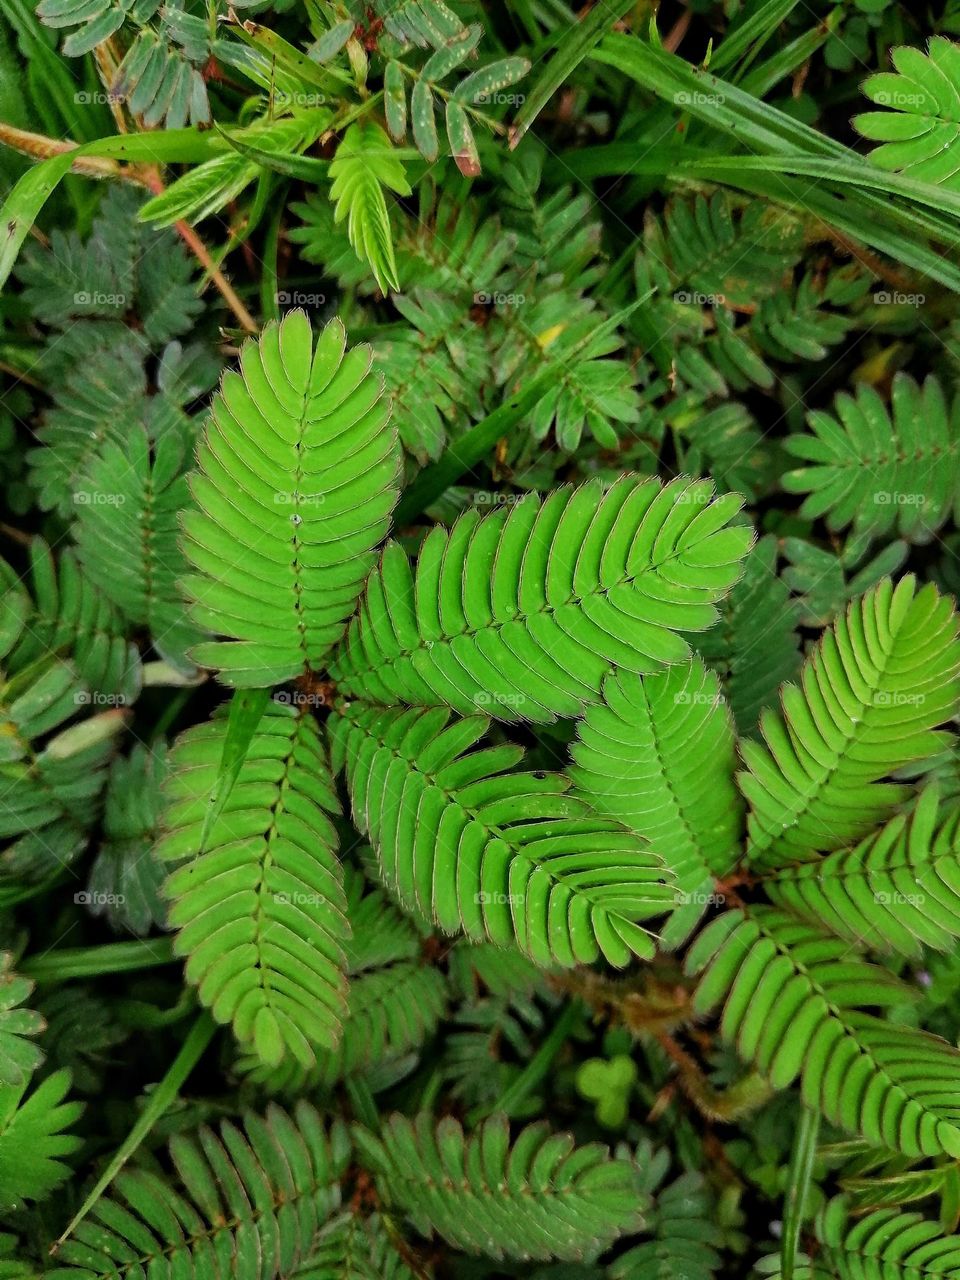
xmin=781 ymin=1106 xmax=820 ymax=1280
xmin=198 ymin=688 xmax=272 ymax=854
xmin=579 ymin=37 xmax=960 ymax=289
xmin=3 ymin=0 xmax=105 ymax=142
xmin=0 ymin=147 xmax=76 ymax=291
xmin=215 ymin=122 xmax=332 ymax=181
xmin=740 ymin=11 xmax=841 ymax=98
xmin=22 ymin=938 xmax=177 ymax=981
xmin=0 ymin=125 xmax=224 ymax=291
xmin=710 ymin=0 xmax=807 ymax=76
xmin=509 ymin=0 xmax=635 ymax=147
xmin=260 ymin=191 xmax=287 ymax=323
xmin=564 ymin=146 xmax=960 ymax=221
xmin=467 ymin=1000 xmax=581 ymax=1124
xmin=52 ymin=1012 xmax=216 ymax=1251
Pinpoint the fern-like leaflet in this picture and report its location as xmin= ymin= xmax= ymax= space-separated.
xmin=330 ymin=476 xmax=753 ymax=723
xmin=763 ymin=784 xmax=960 ymax=958
xmin=181 ymin=311 xmax=400 ymax=686
xmin=156 ymin=702 xmax=349 ymax=1067
xmin=0 ymin=957 xmax=42 ymax=1090
xmin=741 ymin=576 xmax=960 ymax=868
xmin=854 ymin=37 xmax=960 ymax=189
xmin=352 ymin=1112 xmax=646 ymax=1262
xmin=45 ymin=1103 xmax=350 ymax=1278
xmin=329 ymin=703 xmax=674 ymax=967
xmin=328 ymin=123 xmax=412 ymax=293
xmin=784 ymin=374 xmax=960 ymax=550
xmin=686 ymin=906 xmax=960 ymax=1158
xmin=569 ymin=658 xmax=742 ymax=948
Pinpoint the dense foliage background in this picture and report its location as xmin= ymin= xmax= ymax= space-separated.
xmin=6 ymin=0 xmax=960 ymax=1276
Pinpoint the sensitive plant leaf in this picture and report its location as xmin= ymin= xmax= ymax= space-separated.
xmin=87 ymin=744 xmax=169 ymax=936
xmin=446 ymin=100 xmax=480 ymax=176
xmin=0 ymin=540 xmax=141 ymax=707
xmin=352 ymin=1113 xmax=647 ymax=1262
xmin=741 ymin=577 xmax=960 ymax=869
xmin=784 ymin=374 xmax=960 ymax=548
xmin=816 ymin=1198 xmax=960 ymax=1276
xmin=0 ymin=658 xmax=125 ymax=881
xmin=73 ymin=425 xmax=201 ymax=675
xmin=331 ymin=476 xmax=754 ymax=724
xmin=411 ymin=77 xmax=439 ymax=162
xmin=421 ymin=27 xmax=483 ymax=80
xmin=691 ymin=535 xmax=801 ymax=734
xmin=570 ymin=659 xmax=743 ymax=948
xmin=0 ymin=1069 xmax=82 ymax=1207
xmin=454 ymin=56 xmax=531 ymax=104
xmin=45 ymin=1104 xmax=350 ymax=1276
xmin=181 ymin=311 xmax=400 ymax=687
xmin=310 ymin=18 xmax=354 ymax=62
xmin=156 ymin=702 xmax=349 ymax=1067
xmin=0 ymin=957 xmax=43 ymax=1090
xmin=385 ymin=60 xmax=407 ymax=141
xmin=687 ymin=907 xmax=960 ymax=1157
xmin=763 ymin=786 xmax=960 ymax=960
xmin=328 ymin=122 xmax=411 ymax=293
xmin=855 ymin=38 xmax=960 ymax=189
xmin=329 ymin=702 xmax=675 ymax=968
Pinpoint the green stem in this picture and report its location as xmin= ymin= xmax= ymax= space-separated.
xmin=52 ymin=1012 xmax=216 ymax=1250
xmin=22 ymin=937 xmax=176 ymax=982
xmin=150 ymin=687 xmax=194 ymax=743
xmin=346 ymin=1076 xmax=381 ymax=1133
xmin=468 ymin=999 xmax=581 ymax=1125
xmin=0 ymin=870 xmax=66 ymax=909
xmin=260 ymin=190 xmax=287 ymax=324
xmin=781 ymin=1105 xmax=820 ymax=1280
xmin=418 ymin=1067 xmax=444 ymax=1113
